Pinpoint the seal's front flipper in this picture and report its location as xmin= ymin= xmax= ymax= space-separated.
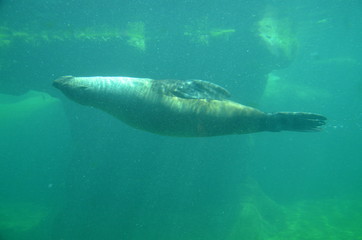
xmin=170 ymin=79 xmax=231 ymax=100
xmin=265 ymin=112 xmax=327 ymax=132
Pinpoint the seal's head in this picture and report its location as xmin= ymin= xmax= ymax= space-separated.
xmin=53 ymin=76 xmax=73 ymax=89
xmin=53 ymin=76 xmax=93 ymax=106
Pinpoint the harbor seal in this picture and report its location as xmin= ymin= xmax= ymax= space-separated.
xmin=53 ymin=76 xmax=326 ymax=137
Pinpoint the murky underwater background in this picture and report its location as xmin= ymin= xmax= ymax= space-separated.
xmin=1 ymin=0 xmax=361 ymax=239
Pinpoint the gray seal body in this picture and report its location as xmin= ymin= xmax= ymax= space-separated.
xmin=53 ymin=76 xmax=326 ymax=137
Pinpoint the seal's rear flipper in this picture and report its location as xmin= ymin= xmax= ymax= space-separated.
xmin=266 ymin=112 xmax=327 ymax=132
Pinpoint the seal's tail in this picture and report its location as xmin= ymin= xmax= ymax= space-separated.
xmin=265 ymin=112 xmax=327 ymax=132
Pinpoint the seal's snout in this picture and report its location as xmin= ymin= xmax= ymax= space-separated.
xmin=53 ymin=76 xmax=74 ymax=89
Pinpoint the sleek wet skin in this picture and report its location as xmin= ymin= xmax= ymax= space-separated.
xmin=53 ymin=76 xmax=327 ymax=137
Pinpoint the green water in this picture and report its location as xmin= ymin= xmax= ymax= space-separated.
xmin=1 ymin=0 xmax=361 ymax=239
